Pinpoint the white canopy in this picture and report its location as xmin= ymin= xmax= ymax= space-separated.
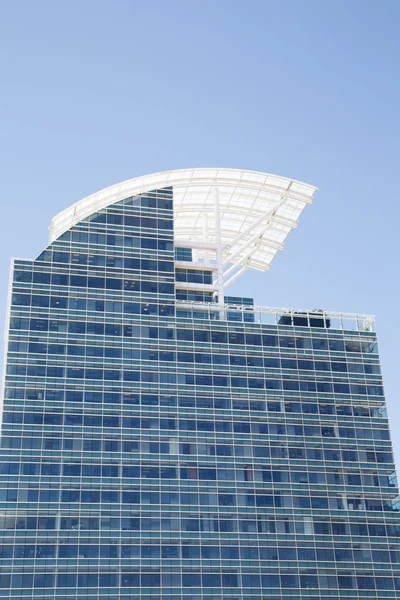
xmin=49 ymin=168 xmax=317 ymax=294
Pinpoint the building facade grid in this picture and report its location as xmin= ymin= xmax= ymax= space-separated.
xmin=0 ymin=184 xmax=399 ymax=600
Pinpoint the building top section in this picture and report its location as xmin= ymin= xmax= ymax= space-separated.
xmin=49 ymin=169 xmax=317 ymax=297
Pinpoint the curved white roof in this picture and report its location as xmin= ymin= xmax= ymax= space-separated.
xmin=49 ymin=168 xmax=317 ymax=283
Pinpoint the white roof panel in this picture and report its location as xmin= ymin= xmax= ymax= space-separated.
xmin=49 ymin=168 xmax=317 ymax=275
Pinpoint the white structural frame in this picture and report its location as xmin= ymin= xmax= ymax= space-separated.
xmin=49 ymin=168 xmax=317 ymax=299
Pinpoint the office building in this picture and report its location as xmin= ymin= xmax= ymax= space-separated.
xmin=1 ymin=168 xmax=399 ymax=599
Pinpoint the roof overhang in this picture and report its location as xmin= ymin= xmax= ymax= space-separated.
xmin=49 ymin=168 xmax=317 ymax=282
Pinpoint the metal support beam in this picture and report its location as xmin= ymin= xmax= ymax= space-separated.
xmin=221 ymin=195 xmax=288 ymax=269
xmin=214 ymin=188 xmax=225 ymax=311
xmin=222 ymin=239 xmax=262 ymax=280
xmin=226 ymin=194 xmax=287 ymax=250
xmin=224 ymin=264 xmax=249 ymax=288
xmin=222 ymin=216 xmax=276 ymax=270
xmin=203 ymin=213 xmax=210 ymax=266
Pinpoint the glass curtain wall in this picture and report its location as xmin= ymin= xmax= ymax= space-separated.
xmin=0 ymin=186 xmax=399 ymax=600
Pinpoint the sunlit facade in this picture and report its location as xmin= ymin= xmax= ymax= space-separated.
xmin=1 ymin=169 xmax=399 ymax=599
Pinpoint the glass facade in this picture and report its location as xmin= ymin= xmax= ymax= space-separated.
xmin=1 ymin=184 xmax=400 ymax=600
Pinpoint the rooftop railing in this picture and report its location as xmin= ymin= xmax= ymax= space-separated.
xmin=175 ymin=301 xmax=375 ymax=332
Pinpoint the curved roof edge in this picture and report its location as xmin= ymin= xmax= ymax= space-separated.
xmin=48 ymin=168 xmax=317 ymax=297
xmin=49 ymin=168 xmax=317 ymax=243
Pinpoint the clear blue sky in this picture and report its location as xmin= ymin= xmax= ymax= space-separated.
xmin=1 ymin=0 xmax=399 ymax=459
